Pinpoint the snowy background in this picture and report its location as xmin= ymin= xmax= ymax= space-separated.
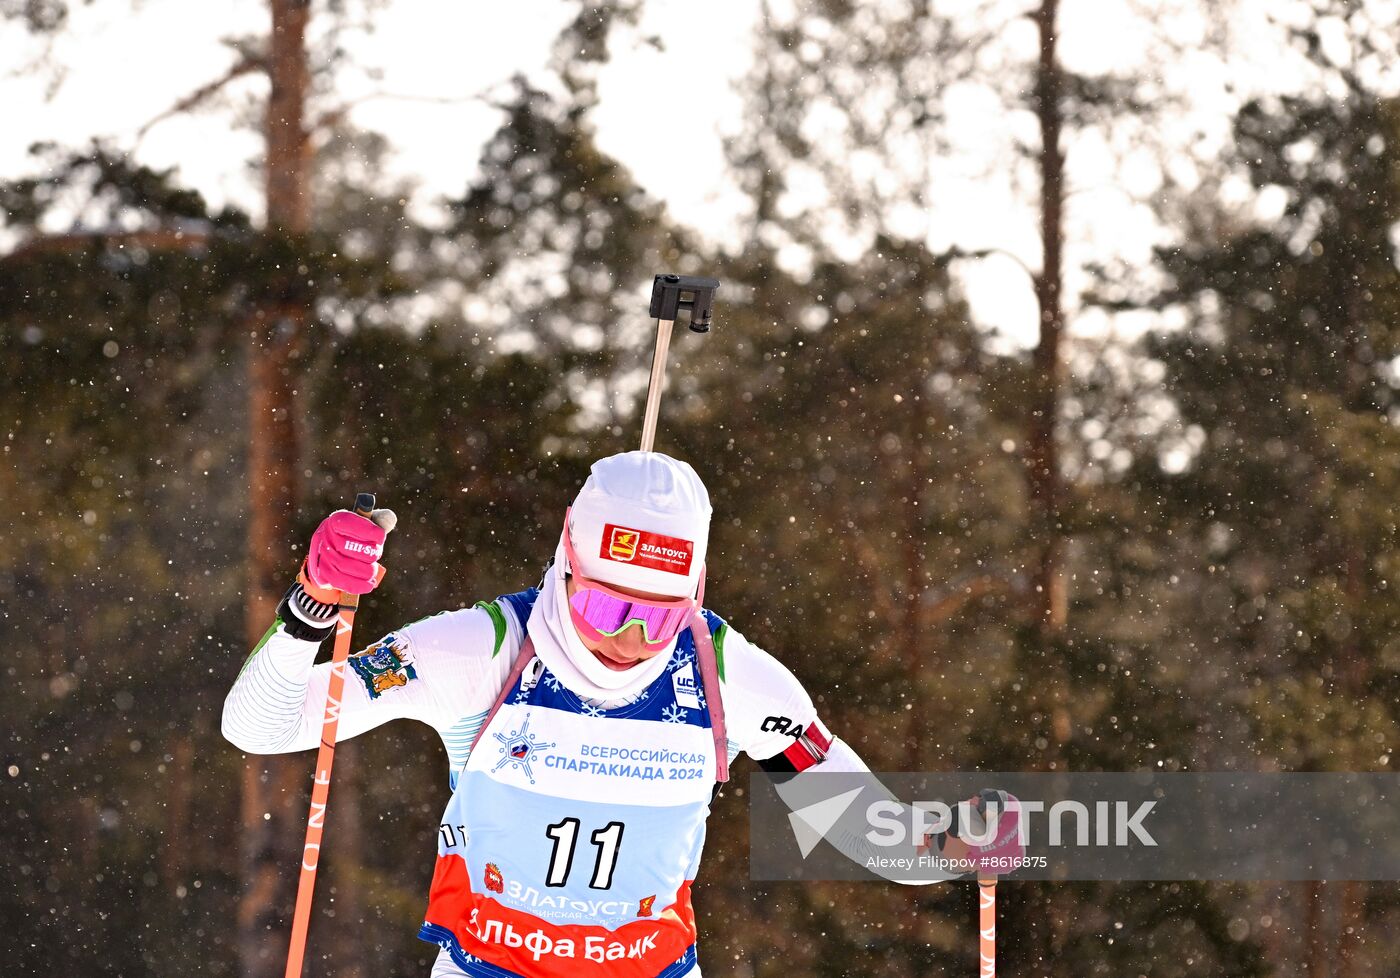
xmin=4 ymin=0 xmax=1400 ymax=975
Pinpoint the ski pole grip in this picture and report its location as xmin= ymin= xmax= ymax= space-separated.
xmin=353 ymin=492 xmax=376 ymax=517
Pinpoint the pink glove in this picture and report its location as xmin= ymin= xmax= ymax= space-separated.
xmin=300 ymin=510 xmax=388 ymax=600
xmin=965 ymin=791 xmax=1025 ymax=877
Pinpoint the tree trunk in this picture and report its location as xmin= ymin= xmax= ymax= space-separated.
xmin=1028 ymin=0 xmax=1067 ymax=642
xmin=902 ymin=402 xmax=928 ymax=770
xmin=1027 ymin=7 xmax=1072 ymax=973
xmin=1334 ymin=543 xmax=1368 ymax=978
xmin=239 ymin=2 xmax=314 ymax=977
xmin=1305 ymin=880 xmax=1327 ymax=978
xmin=264 ymin=0 xmax=314 ymax=237
xmin=162 ymin=733 xmax=194 ymax=888
xmin=1337 ymin=879 xmax=1363 ymax=978
xmin=240 ymin=337 xmax=309 ymax=978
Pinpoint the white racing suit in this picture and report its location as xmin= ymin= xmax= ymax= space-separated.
xmin=223 ymin=581 xmax=919 ymax=977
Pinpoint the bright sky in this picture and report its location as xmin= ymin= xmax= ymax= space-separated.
xmin=3 ymin=0 xmax=1390 ymax=349
xmin=0 ymin=0 xmax=754 ymax=225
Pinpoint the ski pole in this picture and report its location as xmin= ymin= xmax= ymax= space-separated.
xmin=283 ymin=492 xmax=388 ymax=978
xmin=978 ymin=878 xmax=996 ymax=977
xmin=640 ymin=273 xmax=719 ymax=451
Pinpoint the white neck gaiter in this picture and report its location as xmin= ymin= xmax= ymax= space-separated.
xmin=525 ymin=540 xmax=675 ymax=704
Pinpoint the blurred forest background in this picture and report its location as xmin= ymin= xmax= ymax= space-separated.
xmin=3 ymin=0 xmax=1400 ymax=976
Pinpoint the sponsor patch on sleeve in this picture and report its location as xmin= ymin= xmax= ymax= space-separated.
xmin=599 ymin=524 xmax=694 ymax=575
xmin=349 ymin=633 xmax=418 ymax=699
xmin=757 ymin=717 xmax=833 ymax=773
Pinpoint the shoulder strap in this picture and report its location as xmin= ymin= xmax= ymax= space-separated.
xmin=468 ymin=635 xmax=536 ymax=757
xmin=689 ymin=615 xmax=729 ymax=783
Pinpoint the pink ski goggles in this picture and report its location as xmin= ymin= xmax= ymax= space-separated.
xmin=561 ymin=509 xmax=703 ymax=650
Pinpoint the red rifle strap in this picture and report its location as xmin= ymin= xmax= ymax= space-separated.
xmin=468 ymin=636 xmax=537 ymax=758
xmin=689 ymin=615 xmax=729 ymax=783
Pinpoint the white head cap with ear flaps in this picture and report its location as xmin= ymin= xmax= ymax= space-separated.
xmin=565 ymin=451 xmax=711 ymax=598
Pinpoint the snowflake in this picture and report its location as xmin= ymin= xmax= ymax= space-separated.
xmin=543 ymin=674 xmax=563 ymax=692
xmin=662 ymin=703 xmax=689 ymax=724
xmin=513 ymin=690 xmax=530 ymax=704
xmin=581 ymin=703 xmax=607 ymax=719
xmin=670 ymin=651 xmax=695 ymax=672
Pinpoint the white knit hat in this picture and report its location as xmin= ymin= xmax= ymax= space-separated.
xmin=566 ymin=451 xmax=711 ymax=598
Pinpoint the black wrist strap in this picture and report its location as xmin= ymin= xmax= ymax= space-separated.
xmin=276 ymin=584 xmax=337 ymax=642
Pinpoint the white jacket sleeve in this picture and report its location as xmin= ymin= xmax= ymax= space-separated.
xmin=718 ymin=622 xmax=835 ymax=768
xmin=221 ymin=606 xmax=510 ymax=754
xmin=718 ymin=621 xmax=959 ymax=883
